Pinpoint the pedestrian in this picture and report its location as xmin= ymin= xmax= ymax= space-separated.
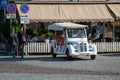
xmin=18 ymin=27 xmax=26 ymax=59
xmin=0 ymin=32 xmax=4 ymax=43
xmin=30 ymin=34 xmax=38 ymax=42
xmin=9 ymin=28 xmax=18 ymax=59
xmin=44 ymin=35 xmax=50 ymax=43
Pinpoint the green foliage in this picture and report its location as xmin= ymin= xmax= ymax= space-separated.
xmin=107 ymin=22 xmax=113 ymax=29
xmin=12 ymin=20 xmax=20 ymax=33
xmin=37 ymin=27 xmax=48 ymax=36
xmin=26 ymin=28 xmax=33 ymax=35
xmin=47 ymin=31 xmax=54 ymax=39
xmin=33 ymin=31 xmax=39 ymax=36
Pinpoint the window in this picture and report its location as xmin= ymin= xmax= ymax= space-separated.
xmin=67 ymin=29 xmax=86 ymax=38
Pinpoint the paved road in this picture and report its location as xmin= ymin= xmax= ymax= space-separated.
xmin=0 ymin=50 xmax=120 ymax=80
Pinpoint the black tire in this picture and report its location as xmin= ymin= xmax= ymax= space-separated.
xmin=66 ymin=49 xmax=72 ymax=60
xmin=90 ymin=55 xmax=96 ymax=60
xmin=52 ymin=53 xmax=56 ymax=58
xmin=51 ymin=47 xmax=56 ymax=58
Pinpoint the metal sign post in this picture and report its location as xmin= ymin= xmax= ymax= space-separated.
xmin=10 ymin=19 xmax=12 ymax=31
xmin=6 ymin=3 xmax=16 ymax=30
xmin=23 ymin=24 xmax=27 ymax=33
xmin=20 ymin=4 xmax=29 ymax=34
xmin=0 ymin=0 xmax=8 ymax=22
xmin=20 ymin=14 xmax=30 ymax=33
xmin=4 ymin=8 xmax=6 ymax=22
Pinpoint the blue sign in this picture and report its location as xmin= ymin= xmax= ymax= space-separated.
xmin=0 ymin=0 xmax=8 ymax=10
xmin=0 ymin=5 xmax=5 ymax=10
xmin=6 ymin=4 xmax=16 ymax=14
xmin=20 ymin=4 xmax=29 ymax=13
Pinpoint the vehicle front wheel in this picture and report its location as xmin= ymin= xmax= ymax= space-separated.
xmin=66 ymin=49 xmax=72 ymax=60
xmin=52 ymin=53 xmax=56 ymax=58
xmin=90 ymin=55 xmax=96 ymax=60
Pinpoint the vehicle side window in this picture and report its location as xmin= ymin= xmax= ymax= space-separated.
xmin=68 ymin=30 xmax=72 ymax=38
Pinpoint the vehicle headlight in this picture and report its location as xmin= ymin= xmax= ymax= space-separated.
xmin=73 ymin=43 xmax=78 ymax=49
xmin=68 ymin=42 xmax=78 ymax=49
xmin=89 ymin=45 xmax=95 ymax=51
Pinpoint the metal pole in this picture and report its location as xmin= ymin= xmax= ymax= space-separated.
xmin=10 ymin=18 xmax=12 ymax=30
xmin=89 ymin=22 xmax=92 ymax=41
xmin=4 ymin=8 xmax=6 ymax=22
xmin=113 ymin=21 xmax=115 ymax=41
xmin=23 ymin=24 xmax=26 ymax=34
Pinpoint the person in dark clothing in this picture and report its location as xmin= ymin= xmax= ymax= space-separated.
xmin=18 ymin=27 xmax=26 ymax=59
xmin=0 ymin=32 xmax=4 ymax=43
xmin=9 ymin=29 xmax=18 ymax=59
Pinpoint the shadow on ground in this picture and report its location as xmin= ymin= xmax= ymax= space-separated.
xmin=0 ymin=50 xmax=91 ymax=62
xmin=99 ymin=53 xmax=120 ymax=57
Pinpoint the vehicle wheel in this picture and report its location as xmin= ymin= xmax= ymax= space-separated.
xmin=66 ymin=49 xmax=72 ymax=60
xmin=90 ymin=55 xmax=96 ymax=60
xmin=51 ymin=47 xmax=56 ymax=58
xmin=52 ymin=53 xmax=56 ymax=58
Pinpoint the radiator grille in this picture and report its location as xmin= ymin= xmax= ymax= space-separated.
xmin=80 ymin=43 xmax=87 ymax=52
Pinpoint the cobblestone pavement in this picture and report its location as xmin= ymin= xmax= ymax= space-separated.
xmin=0 ymin=51 xmax=120 ymax=80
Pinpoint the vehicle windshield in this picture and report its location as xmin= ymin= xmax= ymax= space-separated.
xmin=67 ymin=29 xmax=86 ymax=38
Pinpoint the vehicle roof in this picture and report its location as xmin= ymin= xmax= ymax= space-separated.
xmin=48 ymin=22 xmax=88 ymax=31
